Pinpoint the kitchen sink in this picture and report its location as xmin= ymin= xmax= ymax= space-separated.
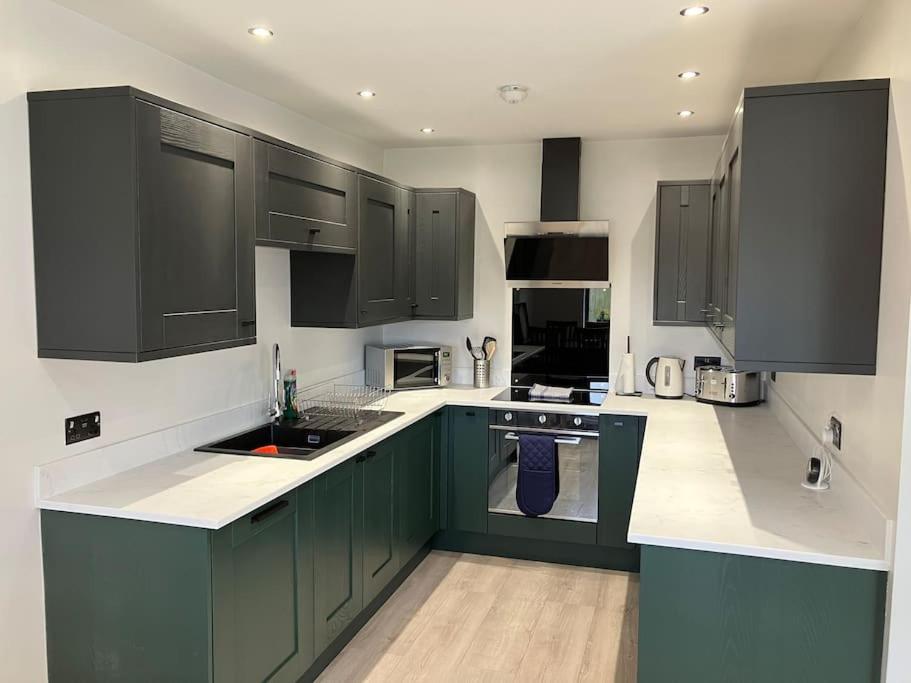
xmin=196 ymin=410 xmax=404 ymax=461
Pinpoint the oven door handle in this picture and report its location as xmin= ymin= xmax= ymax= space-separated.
xmin=501 ymin=432 xmax=587 ymax=447
xmin=503 ymin=432 xmax=583 ymax=446
xmin=489 ymin=424 xmax=598 ymax=439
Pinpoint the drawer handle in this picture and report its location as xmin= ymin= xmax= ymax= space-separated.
xmin=465 ymin=410 xmax=476 ymax=417
xmin=355 ymin=453 xmax=367 ymax=463
xmin=309 ymin=227 xmax=321 ymax=234
xmin=365 ymin=450 xmax=377 ymax=460
xmin=251 ymin=499 xmax=289 ymax=524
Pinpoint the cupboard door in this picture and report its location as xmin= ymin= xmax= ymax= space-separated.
xmin=414 ymin=192 xmax=457 ymax=318
xmin=682 ymin=185 xmax=711 ymax=323
xmin=596 ymin=415 xmax=641 ymax=549
xmin=254 ymin=141 xmax=357 ymax=251
xmin=655 ymin=183 xmax=711 ymax=324
xmin=212 ymin=492 xmax=303 ymax=683
xmin=654 ymin=184 xmax=684 ymax=322
xmin=136 ymin=102 xmax=255 ymax=351
xmin=396 ymin=418 xmax=438 ymax=563
xmin=314 ymin=460 xmax=364 ymax=652
xmin=362 ymin=443 xmax=399 ymax=605
xmin=449 ymin=407 xmax=489 ymax=534
xmin=357 ymin=176 xmax=410 ymax=325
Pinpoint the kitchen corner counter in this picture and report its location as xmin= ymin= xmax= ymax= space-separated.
xmin=618 ymin=396 xmax=889 ymax=571
xmin=37 ymin=386 xmax=888 ymax=571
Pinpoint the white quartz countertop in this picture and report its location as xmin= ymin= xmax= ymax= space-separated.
xmin=37 ymin=386 xmax=888 ymax=571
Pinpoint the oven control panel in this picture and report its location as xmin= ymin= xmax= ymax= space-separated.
xmin=493 ymin=410 xmax=598 ymax=431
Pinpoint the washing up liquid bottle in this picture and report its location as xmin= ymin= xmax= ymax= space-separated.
xmin=283 ymin=369 xmax=300 ymax=420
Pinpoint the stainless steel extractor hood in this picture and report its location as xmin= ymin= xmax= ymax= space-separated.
xmin=505 ymin=138 xmax=609 ymax=286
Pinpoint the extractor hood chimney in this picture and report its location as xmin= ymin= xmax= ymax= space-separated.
xmin=541 ymin=137 xmax=582 ymax=221
xmin=504 ymin=137 xmax=609 ymax=285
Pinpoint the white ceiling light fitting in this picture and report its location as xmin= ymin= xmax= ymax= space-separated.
xmin=420 ymin=127 xmax=435 ymax=134
xmin=357 ymin=90 xmax=376 ymax=99
xmin=498 ymin=84 xmax=529 ymax=104
xmin=678 ymin=70 xmax=701 ymax=80
xmin=247 ymin=26 xmax=274 ymax=38
xmin=680 ymin=6 xmax=709 ymax=16
xmin=677 ymin=110 xmax=695 ymax=118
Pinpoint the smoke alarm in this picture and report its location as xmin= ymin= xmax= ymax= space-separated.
xmin=498 ymin=84 xmax=529 ymax=104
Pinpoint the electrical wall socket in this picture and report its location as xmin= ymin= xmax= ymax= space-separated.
xmin=828 ymin=415 xmax=843 ymax=451
xmin=66 ymin=411 xmax=100 ymax=445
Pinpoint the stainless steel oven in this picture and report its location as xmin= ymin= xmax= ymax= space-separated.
xmin=487 ymin=409 xmax=599 ymax=523
xmin=365 ymin=344 xmax=452 ymax=390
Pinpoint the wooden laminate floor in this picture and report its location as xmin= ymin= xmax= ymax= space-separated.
xmin=317 ymin=551 xmax=639 ymax=682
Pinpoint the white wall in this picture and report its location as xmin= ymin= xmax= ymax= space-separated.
xmin=0 ymin=1 xmax=384 ymax=679
xmin=383 ymin=136 xmax=728 ymax=388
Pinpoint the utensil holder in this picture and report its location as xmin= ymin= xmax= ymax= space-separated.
xmin=473 ymin=359 xmax=491 ymax=389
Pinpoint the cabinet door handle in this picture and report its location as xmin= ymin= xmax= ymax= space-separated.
xmin=240 ymin=319 xmax=256 ymax=327
xmin=251 ymin=499 xmax=289 ymax=524
xmin=465 ymin=410 xmax=476 ymax=417
xmin=309 ymin=227 xmax=321 ymax=234
xmin=355 ymin=454 xmax=367 ymax=463
xmin=365 ymin=450 xmax=377 ymax=460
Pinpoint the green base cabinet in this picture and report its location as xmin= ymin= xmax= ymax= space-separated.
xmin=314 ymin=459 xmax=364 ymax=652
xmin=639 ymin=546 xmax=887 ymax=683
xmin=40 ymin=418 xmax=444 ymax=683
xmin=396 ymin=414 xmax=440 ymax=562
xmin=448 ymin=406 xmax=489 ymax=534
xmin=363 ymin=440 xmax=399 ymax=605
xmin=42 ymin=486 xmax=315 ymax=683
xmin=213 ymin=489 xmax=313 ymax=683
xmin=596 ymin=414 xmax=643 ymax=550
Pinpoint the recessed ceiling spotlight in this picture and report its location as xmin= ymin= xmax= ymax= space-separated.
xmin=498 ymin=84 xmax=529 ymax=104
xmin=680 ymin=6 xmax=709 ymax=16
xmin=677 ymin=110 xmax=696 ymax=118
xmin=678 ymin=70 xmax=701 ymax=80
xmin=357 ymin=90 xmax=377 ymax=99
xmin=247 ymin=26 xmax=274 ymax=38
xmin=420 ymin=127 xmax=435 ymax=134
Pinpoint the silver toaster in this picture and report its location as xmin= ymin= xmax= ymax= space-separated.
xmin=694 ymin=365 xmax=762 ymax=406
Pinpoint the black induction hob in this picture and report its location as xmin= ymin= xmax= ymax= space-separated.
xmin=492 ymin=386 xmax=608 ymax=407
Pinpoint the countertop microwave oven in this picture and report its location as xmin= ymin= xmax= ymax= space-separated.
xmin=365 ymin=344 xmax=453 ymax=390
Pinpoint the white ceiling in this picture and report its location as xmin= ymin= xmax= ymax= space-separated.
xmin=53 ymin=0 xmax=869 ymax=147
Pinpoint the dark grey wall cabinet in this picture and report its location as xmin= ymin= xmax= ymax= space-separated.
xmin=254 ymin=140 xmax=357 ymax=253
xmin=289 ymin=182 xmax=477 ymax=329
xmin=653 ymin=181 xmax=711 ymax=325
xmin=29 ymin=87 xmax=256 ymax=361
xmin=357 ymin=176 xmax=413 ymax=325
xmin=706 ymin=79 xmax=889 ymax=374
xmin=414 ymin=189 xmax=476 ymax=320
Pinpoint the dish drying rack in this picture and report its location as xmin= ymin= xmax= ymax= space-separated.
xmin=296 ymin=384 xmax=390 ymax=422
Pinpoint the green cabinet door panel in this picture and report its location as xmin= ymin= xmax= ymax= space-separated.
xmin=396 ymin=417 xmax=439 ymax=563
xmin=314 ymin=458 xmax=364 ymax=651
xmin=597 ymin=414 xmax=642 ymax=549
xmin=449 ymin=407 xmax=489 ymax=534
xmin=363 ymin=442 xmax=399 ymax=604
xmin=41 ymin=511 xmax=214 ymax=682
xmin=639 ymin=546 xmax=887 ymax=683
xmin=212 ymin=491 xmax=306 ymax=683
